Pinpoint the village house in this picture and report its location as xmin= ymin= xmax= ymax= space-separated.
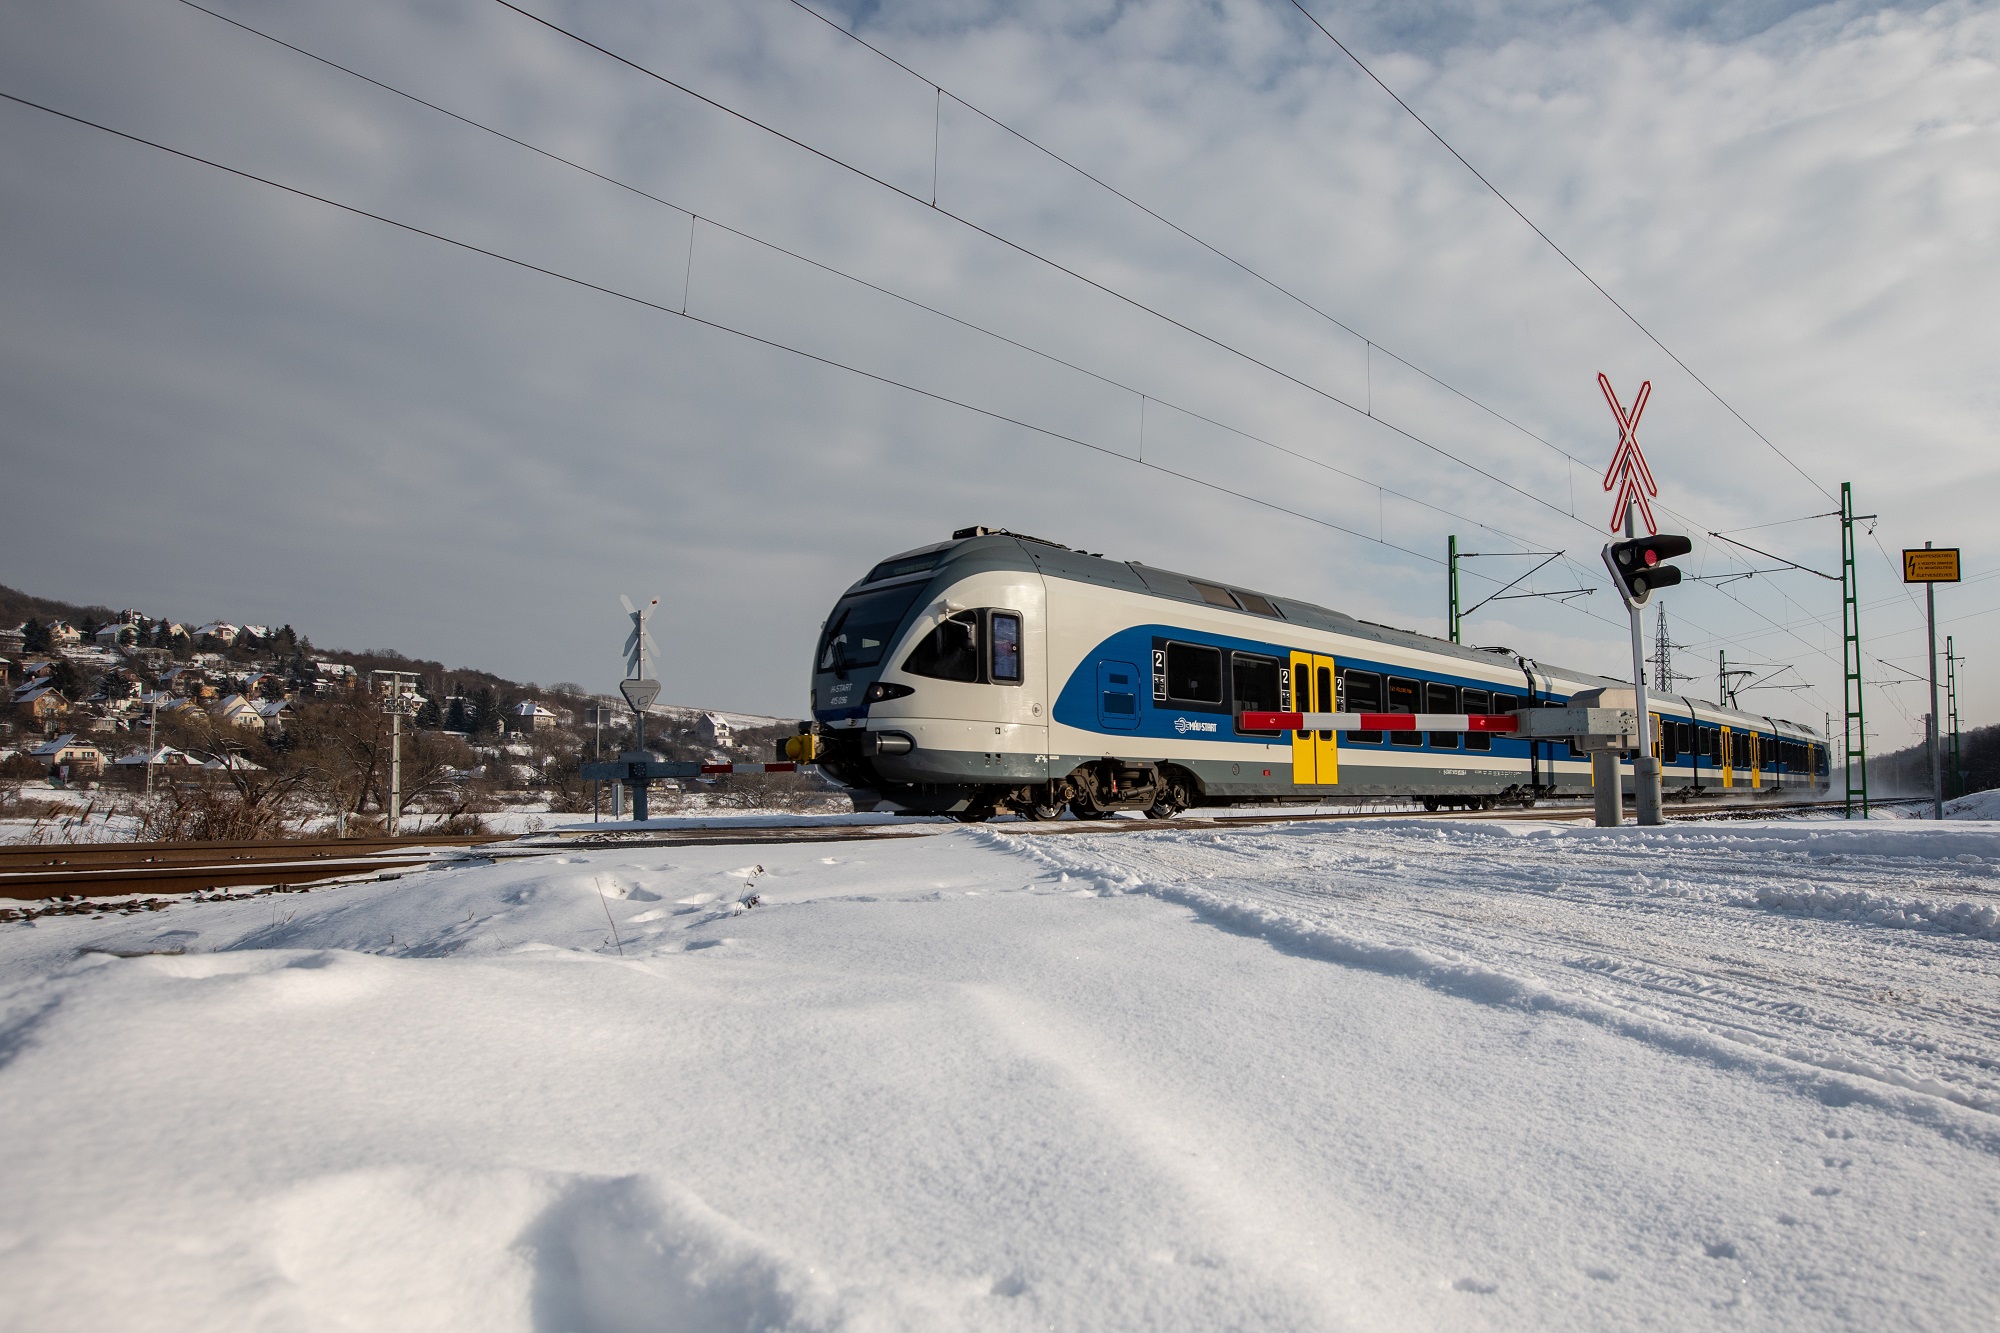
xmin=30 ymin=733 xmax=105 ymax=780
xmin=93 ymin=622 xmax=140 ymax=649
xmin=511 ymin=701 xmax=558 ymax=733
xmin=113 ymin=744 xmax=194 ymax=770
xmin=211 ymin=694 xmax=264 ymax=729
xmin=255 ymin=697 xmax=295 ymax=734
xmin=191 ymin=622 xmax=239 ymax=646
xmin=13 ymin=681 xmax=67 ymax=726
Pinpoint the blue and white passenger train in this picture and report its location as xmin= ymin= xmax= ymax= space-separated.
xmin=807 ymin=528 xmax=1832 ymax=819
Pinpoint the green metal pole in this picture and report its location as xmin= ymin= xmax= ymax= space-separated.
xmin=1946 ymin=635 xmax=1962 ymax=799
xmin=1840 ymin=482 xmax=1869 ymax=818
xmin=1448 ymin=535 xmax=1460 ymax=644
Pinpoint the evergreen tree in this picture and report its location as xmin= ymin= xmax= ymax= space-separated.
xmin=22 ymin=619 xmax=49 ymax=653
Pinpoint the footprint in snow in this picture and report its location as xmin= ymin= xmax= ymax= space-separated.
xmin=1452 ymin=1277 xmax=1498 ymax=1294
xmin=1704 ymin=1240 xmax=1739 ymax=1260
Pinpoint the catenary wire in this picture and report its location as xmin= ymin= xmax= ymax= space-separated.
xmin=480 ymin=0 xmax=1620 ymax=538
xmin=780 ymin=0 xmax=1595 ymax=480
xmin=0 ymin=89 xmax=1474 ymax=573
xmin=776 ymin=0 xmax=1809 ymax=597
xmin=1285 ymin=0 xmax=1835 ymax=506
xmin=477 ymin=0 xmax=1845 ymax=666
xmin=165 ymin=0 xmax=1562 ymax=573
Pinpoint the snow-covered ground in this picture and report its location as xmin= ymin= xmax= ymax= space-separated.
xmin=2 ymin=816 xmax=1998 ymax=1330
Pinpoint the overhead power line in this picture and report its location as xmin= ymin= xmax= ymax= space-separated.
xmin=1285 ymin=0 xmax=1835 ymax=505
xmin=0 ymin=89 xmax=1479 ymax=571
xmin=478 ymin=0 xmax=1845 ymax=663
xmin=480 ymin=0 xmax=1604 ymax=535
xmin=780 ymin=0 xmax=1587 ymax=478
xmin=167 ymin=0 xmax=1564 ymax=574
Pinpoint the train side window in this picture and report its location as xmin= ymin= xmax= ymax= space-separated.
xmin=1387 ymin=676 xmax=1422 ymax=747
xmin=1462 ymin=688 xmax=1491 ymax=751
xmin=902 ymin=611 xmax=981 ymax=682
xmin=989 ymin=612 xmax=1022 ymax=684
xmin=1189 ymin=581 xmax=1240 ymax=609
xmin=1426 ymin=682 xmax=1459 ymax=748
xmin=1661 ymin=723 xmax=1679 ymax=764
xmin=1677 ymin=721 xmax=1692 ymax=760
xmin=1343 ymin=670 xmax=1383 ymax=743
xmin=1315 ymin=665 xmax=1335 ymax=741
xmin=1231 ymin=653 xmax=1282 ymax=735
xmin=1165 ymin=642 xmax=1224 ymax=705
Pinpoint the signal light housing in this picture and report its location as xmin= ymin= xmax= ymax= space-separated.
xmin=1603 ymin=534 xmax=1693 ymax=608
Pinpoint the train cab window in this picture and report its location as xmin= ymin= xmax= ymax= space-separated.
xmin=819 ymin=583 xmax=928 ymax=673
xmin=1462 ymin=688 xmax=1492 ymax=751
xmin=989 ymin=612 xmax=1022 ymax=684
xmin=1231 ymin=653 xmax=1283 ymax=735
xmin=1165 ymin=642 xmax=1224 ymax=705
xmin=1343 ymin=670 xmax=1383 ymax=743
xmin=1388 ymin=676 xmax=1422 ymax=747
xmin=1189 ymin=581 xmax=1240 ymax=609
xmin=1234 ymin=591 xmax=1283 ymax=618
xmin=1426 ymin=682 xmax=1459 ymax=748
xmin=903 ymin=610 xmax=981 ymax=682
xmin=1815 ymin=744 xmax=1829 ymax=775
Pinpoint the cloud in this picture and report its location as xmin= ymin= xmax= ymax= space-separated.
xmin=0 ymin=0 xmax=1991 ymax=745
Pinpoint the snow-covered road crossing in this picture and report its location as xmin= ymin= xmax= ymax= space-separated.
xmin=1 ymin=817 xmax=1996 ymax=1330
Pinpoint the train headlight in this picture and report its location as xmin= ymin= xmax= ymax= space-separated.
xmin=864 ymin=681 xmax=915 ymax=703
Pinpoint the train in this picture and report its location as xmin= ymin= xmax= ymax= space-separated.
xmin=804 ymin=528 xmax=1832 ymax=819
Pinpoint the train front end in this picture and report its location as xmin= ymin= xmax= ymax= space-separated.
xmin=806 ymin=533 xmax=1051 ymax=817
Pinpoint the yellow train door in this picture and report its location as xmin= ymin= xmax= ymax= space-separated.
xmin=1291 ymin=652 xmax=1316 ymax=784
xmin=1750 ymin=733 xmax=1761 ymax=789
xmin=1313 ymin=656 xmax=1339 ymax=785
xmin=1721 ymin=725 xmax=1733 ymax=788
xmin=1289 ymin=652 xmax=1339 ymax=787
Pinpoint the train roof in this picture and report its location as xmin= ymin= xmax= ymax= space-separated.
xmin=856 ymin=530 xmax=1822 ymax=739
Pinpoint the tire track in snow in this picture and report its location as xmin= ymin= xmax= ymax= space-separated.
xmin=976 ymin=822 xmax=2000 ymax=1138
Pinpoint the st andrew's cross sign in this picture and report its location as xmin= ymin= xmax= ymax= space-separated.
xmin=1598 ymin=372 xmax=1657 ymax=535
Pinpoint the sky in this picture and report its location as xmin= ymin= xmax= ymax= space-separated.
xmin=1 ymin=0 xmax=1994 ymax=750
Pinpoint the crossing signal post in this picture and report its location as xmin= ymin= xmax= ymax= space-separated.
xmin=1601 ymin=533 xmax=1691 ymax=826
xmin=1596 ymin=373 xmax=1685 ymax=827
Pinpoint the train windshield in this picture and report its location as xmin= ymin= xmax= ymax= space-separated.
xmin=817 ymin=583 xmax=927 ymax=673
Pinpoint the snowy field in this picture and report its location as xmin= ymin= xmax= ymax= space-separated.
xmin=2 ymin=816 xmax=1998 ymax=1330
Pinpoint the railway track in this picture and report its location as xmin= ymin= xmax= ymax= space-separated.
xmin=0 ymin=797 xmax=1929 ymax=905
xmin=0 ymin=832 xmax=512 ymax=902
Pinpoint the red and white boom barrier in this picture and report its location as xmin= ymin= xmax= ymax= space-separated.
xmin=695 ymin=762 xmax=805 ymax=774
xmin=1240 ymin=712 xmax=1522 ymax=734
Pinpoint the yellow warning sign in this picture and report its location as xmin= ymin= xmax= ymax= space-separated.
xmin=1903 ymin=548 xmax=1961 ymax=583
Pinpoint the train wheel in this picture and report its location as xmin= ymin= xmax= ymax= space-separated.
xmin=1068 ymin=799 xmax=1112 ymax=820
xmin=1422 ymin=796 xmax=1440 ymax=812
xmin=1145 ymin=779 xmax=1187 ymax=820
xmin=1024 ymin=803 xmax=1065 ymax=821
